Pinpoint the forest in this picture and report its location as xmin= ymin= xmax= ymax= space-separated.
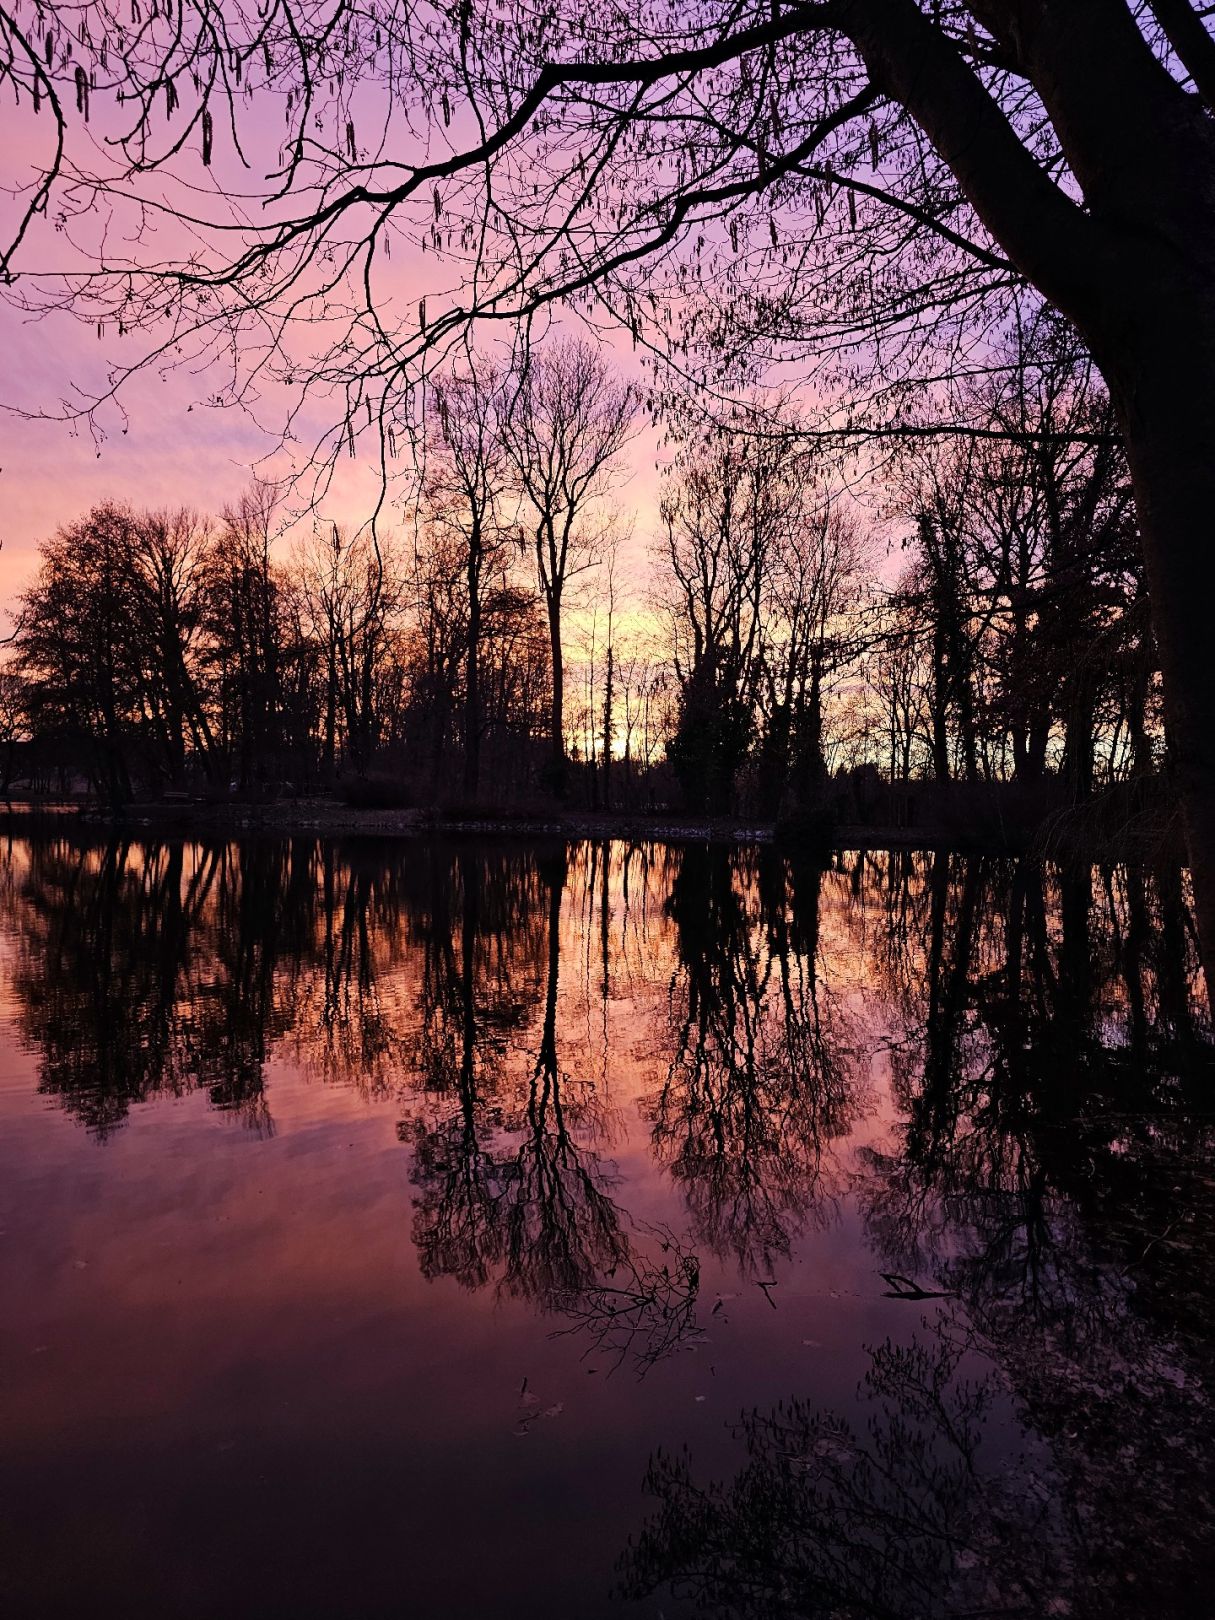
xmin=2 ymin=325 xmax=1163 ymax=848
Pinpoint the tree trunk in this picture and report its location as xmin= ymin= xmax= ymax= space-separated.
xmin=805 ymin=662 xmax=825 ymax=790
xmin=547 ymin=595 xmax=566 ymax=800
xmin=324 ymin=642 xmax=337 ymax=785
xmin=757 ymin=702 xmax=790 ymax=819
xmin=1061 ymin=683 xmax=1096 ymax=805
xmin=1024 ymin=720 xmax=1051 ymax=784
xmin=464 ymin=571 xmax=482 ymax=800
xmin=1100 ymin=322 xmax=1215 ymax=1005
xmin=601 ymin=643 xmax=613 ymax=812
xmin=929 ymin=610 xmax=951 ymax=784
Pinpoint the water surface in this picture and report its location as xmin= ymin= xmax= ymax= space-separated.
xmin=1 ymin=836 xmax=1211 ymax=1617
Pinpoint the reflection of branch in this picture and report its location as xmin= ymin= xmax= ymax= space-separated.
xmin=550 ymin=1224 xmax=702 ymax=1376
xmin=404 ymin=846 xmax=707 ymax=1376
xmin=619 ymin=1318 xmax=1064 ymax=1619
xmin=9 ymin=835 xmax=279 ymax=1135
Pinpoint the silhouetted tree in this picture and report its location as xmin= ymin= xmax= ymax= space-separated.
xmin=423 ymin=362 xmax=517 ymax=798
xmin=503 ymin=339 xmax=638 ymax=798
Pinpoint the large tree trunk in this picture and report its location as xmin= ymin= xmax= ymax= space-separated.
xmin=1103 ymin=330 xmax=1215 ymax=1004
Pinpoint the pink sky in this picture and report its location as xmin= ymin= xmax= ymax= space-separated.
xmin=0 ymin=65 xmax=668 ymax=615
xmin=0 ymin=294 xmax=667 ymax=616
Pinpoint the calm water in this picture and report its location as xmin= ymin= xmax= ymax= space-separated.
xmin=1 ymin=836 xmax=1212 ymax=1618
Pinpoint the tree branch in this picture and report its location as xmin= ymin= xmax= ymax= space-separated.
xmin=1147 ymin=0 xmax=1215 ymax=108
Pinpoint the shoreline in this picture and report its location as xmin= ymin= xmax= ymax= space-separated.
xmin=0 ymin=796 xmax=1180 ymax=860
xmin=0 ymin=798 xmax=969 ymax=850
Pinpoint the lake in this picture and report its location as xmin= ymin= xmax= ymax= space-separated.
xmin=1 ymin=835 xmax=1212 ymax=1618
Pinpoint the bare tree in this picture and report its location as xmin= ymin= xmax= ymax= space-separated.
xmin=127 ymin=507 xmax=217 ymax=787
xmin=422 ymin=362 xmax=516 ymax=798
xmin=659 ymin=438 xmax=771 ymax=813
xmin=756 ymin=488 xmax=868 ymax=818
xmin=0 ymin=670 xmax=27 ymax=797
xmin=502 ymin=339 xmax=638 ymax=797
xmin=13 ymin=502 xmax=205 ymax=802
xmin=207 ymin=485 xmax=288 ymax=791
xmin=886 ymin=342 xmax=1146 ymax=796
xmin=292 ymin=523 xmax=405 ymax=778
xmin=401 ymin=523 xmax=470 ymax=793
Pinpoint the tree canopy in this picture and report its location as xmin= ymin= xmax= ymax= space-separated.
xmin=0 ymin=3 xmax=1202 ymax=459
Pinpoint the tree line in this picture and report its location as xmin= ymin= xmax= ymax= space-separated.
xmin=5 ymin=341 xmax=644 ymax=808
xmin=3 ymin=334 xmax=1164 ymax=830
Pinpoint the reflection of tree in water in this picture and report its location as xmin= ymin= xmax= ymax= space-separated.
xmin=11 ymin=825 xmax=1213 ymax=1550
xmin=621 ymin=854 xmax=1212 ymax=1619
xmin=860 ymin=854 xmax=1212 ymax=1332
xmin=645 ymin=845 xmax=862 ymax=1272
xmin=4 ymin=834 xmax=428 ymax=1134
xmin=400 ymin=847 xmax=546 ymax=1290
xmin=856 ymin=852 xmax=1215 ymax=1616
xmin=6 ymin=836 xmax=286 ymax=1134
xmin=402 ymin=845 xmax=702 ymax=1369
xmin=278 ymin=841 xmax=425 ymax=1096
xmin=497 ymin=850 xmax=630 ymax=1303
xmin=620 ymin=1311 xmax=1068 ymax=1619
xmin=188 ymin=841 xmax=297 ymax=1125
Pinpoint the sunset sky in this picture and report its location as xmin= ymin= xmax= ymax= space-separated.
xmin=0 ymin=290 xmax=668 ymax=615
xmin=0 ymin=74 xmax=669 ymax=614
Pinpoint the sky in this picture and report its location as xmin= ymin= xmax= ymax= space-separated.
xmin=1 ymin=309 xmax=272 ymax=590
xmin=0 ymin=45 xmax=669 ymax=617
xmin=0 ymin=303 xmax=666 ymax=601
xmin=0 ymin=22 xmax=893 ymax=625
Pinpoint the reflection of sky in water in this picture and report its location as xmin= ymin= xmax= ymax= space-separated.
xmin=0 ymin=837 xmax=1209 ymax=1618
